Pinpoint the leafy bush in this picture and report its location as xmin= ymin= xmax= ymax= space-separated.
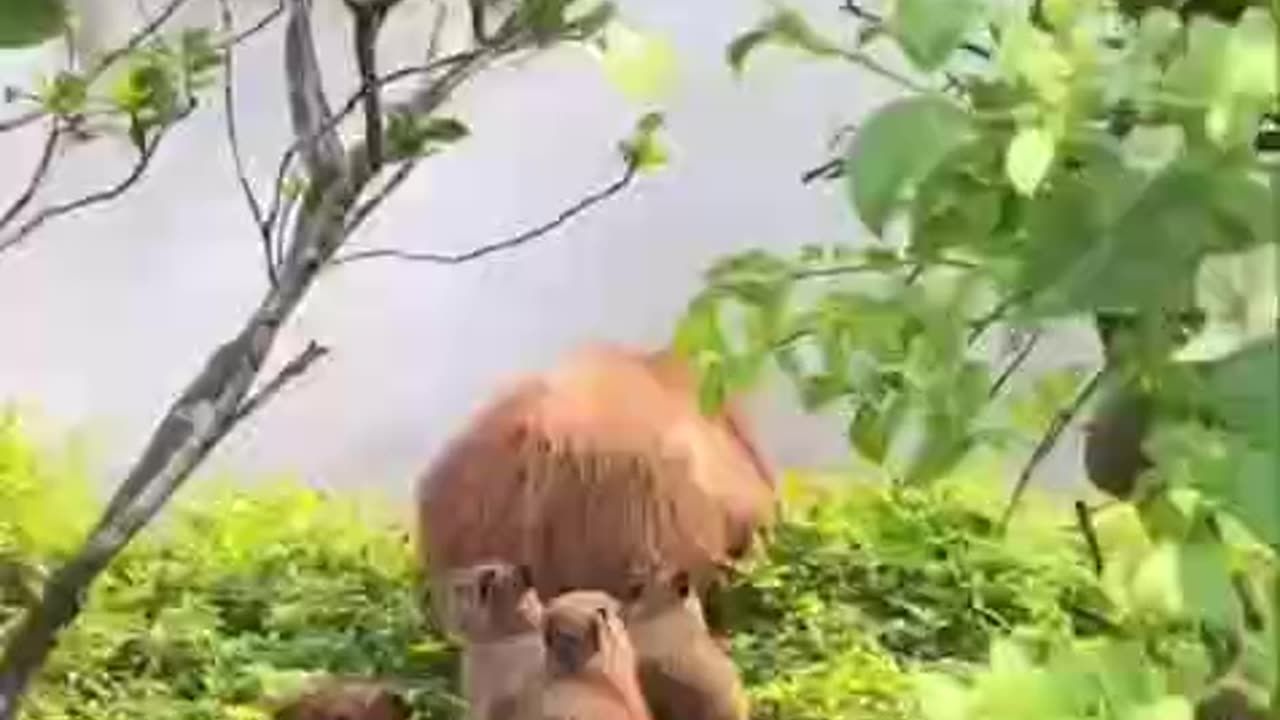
xmin=0 ymin=417 xmax=1212 ymax=720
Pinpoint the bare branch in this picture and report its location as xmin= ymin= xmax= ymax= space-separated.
xmin=285 ymin=0 xmax=343 ymax=177
xmin=218 ymin=0 xmax=275 ymax=285
xmin=346 ymin=2 xmax=392 ymax=173
xmin=231 ymin=341 xmax=330 ymax=423
xmin=1073 ymin=500 xmax=1104 ymax=576
xmin=0 ymin=125 xmax=175 ymax=258
xmin=988 ymin=330 xmax=1041 ymax=399
xmin=340 ymin=159 xmax=420 ymax=237
xmin=219 ymin=0 xmax=286 ymax=49
xmin=263 ymin=50 xmax=484 ymax=235
xmin=0 ymin=121 xmax=60 ymax=233
xmin=800 ymin=157 xmax=842 ymax=184
xmin=90 ymin=0 xmax=195 ymax=79
xmin=999 ymin=368 xmax=1106 ymax=531
xmin=331 ymin=158 xmax=638 ymax=267
xmin=0 ymin=109 xmax=43 ymax=135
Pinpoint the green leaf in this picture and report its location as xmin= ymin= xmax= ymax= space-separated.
xmin=620 ymin=111 xmax=669 ymax=173
xmin=39 ymin=71 xmax=87 ymax=116
xmin=1176 ymin=244 xmax=1277 ymax=363
xmin=386 ymin=113 xmax=469 ymax=160
xmin=844 ymin=97 xmax=977 ymax=235
xmin=914 ymin=672 xmax=972 ymax=720
xmin=1130 ymin=539 xmax=1238 ymax=628
xmin=1005 ymin=127 xmax=1056 ymax=196
xmin=727 ymin=29 xmax=771 ymax=75
xmin=725 ymin=9 xmax=843 ymax=74
xmin=1024 ymin=160 xmax=1228 ymax=316
xmin=1201 ymin=338 xmax=1279 ymax=450
xmin=889 ymin=0 xmax=983 ymax=71
xmin=596 ymin=22 xmax=678 ymax=104
xmin=0 ymin=0 xmax=66 ymax=48
xmin=1148 ymin=422 xmax=1280 ymax=552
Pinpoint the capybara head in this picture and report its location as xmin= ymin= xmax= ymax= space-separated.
xmin=445 ymin=561 xmax=543 ymax=642
xmin=542 ymin=590 xmax=631 ymax=677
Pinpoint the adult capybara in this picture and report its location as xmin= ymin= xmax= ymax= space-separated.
xmin=416 ymin=343 xmax=775 ymax=618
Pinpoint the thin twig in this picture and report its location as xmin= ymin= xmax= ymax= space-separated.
xmin=90 ymin=0 xmax=193 ymax=79
xmin=988 ymin=330 xmax=1041 ymax=399
xmin=0 ymin=125 xmax=175 ymax=257
xmin=0 ymin=109 xmax=42 ymax=135
xmin=263 ymin=50 xmax=483 ymax=234
xmin=999 ymin=369 xmax=1106 ymax=530
xmin=346 ymin=1 xmax=392 ymax=173
xmin=218 ymin=0 xmax=275 ymax=285
xmin=331 ymin=159 xmax=639 ymax=267
xmin=838 ymin=0 xmax=992 ymax=59
xmin=0 ymin=121 xmax=60 ymax=232
xmin=800 ymin=157 xmax=843 ymax=184
xmin=231 ymin=341 xmax=330 ymax=423
xmin=219 ymin=0 xmax=286 ymax=49
xmin=341 ymin=159 xmax=420 ymax=238
xmin=1073 ymin=500 xmax=1104 ymax=576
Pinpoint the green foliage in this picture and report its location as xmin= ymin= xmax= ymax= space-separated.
xmin=686 ymin=0 xmax=1280 ymax=716
xmin=0 ymin=419 xmax=456 ymax=720
xmin=0 ymin=0 xmax=66 ymax=49
xmin=386 ymin=114 xmax=470 ymax=162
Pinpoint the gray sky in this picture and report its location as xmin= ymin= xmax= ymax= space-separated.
xmin=0 ymin=0 xmax=1096 ymax=500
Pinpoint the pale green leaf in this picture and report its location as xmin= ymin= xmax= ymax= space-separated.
xmin=844 ymin=97 xmax=976 ymax=235
xmin=1148 ymin=422 xmax=1280 ymax=552
xmin=1127 ymin=696 xmax=1194 ymax=720
xmin=914 ymin=672 xmax=971 ymax=720
xmin=0 ymin=0 xmax=65 ymax=48
xmin=889 ymin=0 xmax=984 ymax=71
xmin=726 ymin=29 xmax=771 ymax=75
xmin=1176 ymin=244 xmax=1278 ymax=363
xmin=1120 ymin=125 xmax=1184 ymax=174
xmin=1202 ymin=338 xmax=1279 ymax=450
xmin=595 ymin=22 xmax=678 ymax=104
xmin=1005 ymin=126 xmax=1056 ymax=196
xmin=1130 ymin=540 xmax=1238 ymax=628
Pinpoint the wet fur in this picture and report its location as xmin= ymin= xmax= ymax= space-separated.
xmin=446 ymin=563 xmax=546 ymax=720
xmin=518 ymin=590 xmax=652 ymax=720
xmin=623 ymin=573 xmax=748 ymax=720
xmin=416 ymin=344 xmax=775 ymax=607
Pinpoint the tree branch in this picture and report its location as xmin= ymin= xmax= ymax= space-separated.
xmin=999 ymin=368 xmax=1106 ymax=530
xmin=0 ymin=124 xmax=176 ymax=258
xmin=285 ymin=0 xmax=343 ymax=178
xmin=331 ymin=158 xmax=638 ymax=267
xmin=345 ymin=1 xmax=394 ymax=174
xmin=988 ymin=330 xmax=1041 ymax=399
xmin=0 ymin=121 xmax=60 ymax=233
xmin=800 ymin=157 xmax=843 ymax=184
xmin=218 ymin=0 xmax=275 ymax=285
xmin=0 ymin=109 xmax=43 ymax=135
xmin=231 ymin=341 xmax=330 ymax=423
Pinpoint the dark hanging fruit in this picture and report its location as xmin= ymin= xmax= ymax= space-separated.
xmin=1083 ymin=385 xmax=1153 ymax=500
xmin=1194 ymin=686 xmax=1267 ymax=720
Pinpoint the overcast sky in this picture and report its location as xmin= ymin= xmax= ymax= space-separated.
xmin=0 ymin=0 xmax=1097 ymax=501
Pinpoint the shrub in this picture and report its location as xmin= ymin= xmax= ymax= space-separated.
xmin=0 ymin=418 xmax=1164 ymax=720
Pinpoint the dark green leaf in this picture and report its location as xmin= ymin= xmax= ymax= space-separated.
xmin=844 ymin=97 xmax=977 ymax=236
xmin=1201 ymin=338 xmax=1278 ymax=450
xmin=567 ymin=1 xmax=615 ymax=39
xmin=0 ymin=0 xmax=66 ymax=48
xmin=889 ymin=0 xmax=983 ymax=71
xmin=1024 ymin=160 xmax=1230 ymax=316
xmin=727 ymin=29 xmax=771 ymax=75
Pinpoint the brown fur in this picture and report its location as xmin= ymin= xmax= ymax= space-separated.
xmin=416 ymin=343 xmax=775 ymax=608
xmin=516 ymin=590 xmax=652 ymax=720
xmin=273 ymin=680 xmax=410 ymax=720
xmin=622 ymin=572 xmax=748 ymax=720
xmin=444 ymin=562 xmax=546 ymax=720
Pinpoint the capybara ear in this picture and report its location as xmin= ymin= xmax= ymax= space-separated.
xmin=518 ymin=564 xmax=535 ymax=590
xmin=386 ymin=690 xmax=412 ymax=720
xmin=672 ymin=570 xmax=691 ymax=598
xmin=478 ymin=567 xmax=496 ymax=602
